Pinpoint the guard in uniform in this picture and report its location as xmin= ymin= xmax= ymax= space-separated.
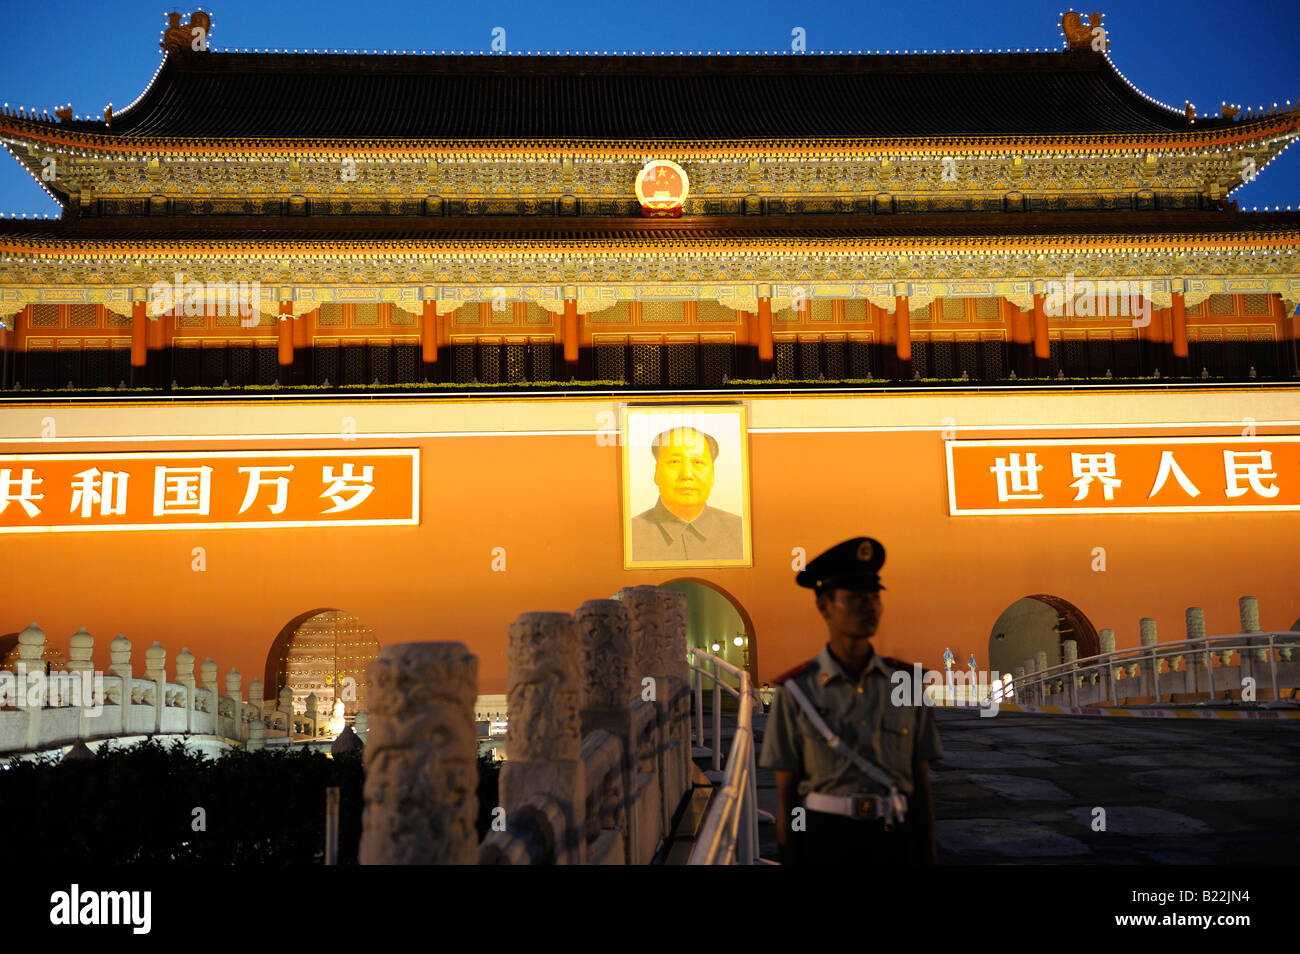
xmin=759 ymin=537 xmax=944 ymax=865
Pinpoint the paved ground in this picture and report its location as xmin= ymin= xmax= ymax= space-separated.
xmin=750 ymin=707 xmax=1300 ymax=864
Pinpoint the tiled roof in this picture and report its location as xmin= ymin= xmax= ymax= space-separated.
xmin=95 ymin=49 xmax=1202 ymax=141
xmin=3 ymin=211 xmax=1294 ymax=244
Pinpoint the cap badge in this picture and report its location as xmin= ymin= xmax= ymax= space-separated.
xmin=857 ymin=540 xmax=874 ymax=561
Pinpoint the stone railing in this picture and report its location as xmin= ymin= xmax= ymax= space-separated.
xmin=0 ymin=622 xmax=369 ymax=756
xmin=1009 ymin=597 xmax=1300 ymax=708
xmin=359 ymin=584 xmax=694 ymax=865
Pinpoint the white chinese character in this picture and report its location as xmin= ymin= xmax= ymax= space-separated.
xmin=1223 ymin=450 xmax=1280 ymax=499
xmin=237 ymin=465 xmax=294 ymax=515
xmin=989 ymin=453 xmax=1043 ymax=501
xmin=70 ymin=468 xmax=130 ymax=517
xmin=1069 ymin=452 xmax=1122 ymax=501
xmin=320 ymin=463 xmax=375 ymax=514
xmin=1148 ymin=451 xmax=1201 ymax=499
xmin=0 ymin=468 xmax=44 ymax=518
xmin=153 ymin=466 xmax=213 ymax=516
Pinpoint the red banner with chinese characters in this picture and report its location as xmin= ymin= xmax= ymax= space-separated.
xmin=0 ymin=449 xmax=419 ymax=532
xmin=947 ymin=437 xmax=1300 ymax=515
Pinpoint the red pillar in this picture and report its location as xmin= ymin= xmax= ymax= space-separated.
xmin=757 ymin=296 xmax=773 ymax=363
xmin=563 ymin=297 xmax=579 ymax=369
xmin=421 ymin=300 xmax=438 ymax=374
xmin=1171 ymin=290 xmax=1189 ymax=375
xmin=130 ymin=300 xmax=147 ymax=387
xmin=278 ymin=300 xmax=294 ymax=384
xmin=894 ymin=293 xmax=911 ymax=379
xmin=1032 ymin=292 xmax=1050 ymax=376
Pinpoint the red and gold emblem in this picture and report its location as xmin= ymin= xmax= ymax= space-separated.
xmin=635 ymin=159 xmax=689 ymax=218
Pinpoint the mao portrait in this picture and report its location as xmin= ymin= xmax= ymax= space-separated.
xmin=621 ymin=406 xmax=752 ymax=569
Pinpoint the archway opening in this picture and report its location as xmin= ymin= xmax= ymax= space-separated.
xmin=263 ymin=608 xmax=379 ymax=722
xmin=987 ymin=594 xmax=1099 ymax=677
xmin=659 ymin=579 xmax=758 ymax=688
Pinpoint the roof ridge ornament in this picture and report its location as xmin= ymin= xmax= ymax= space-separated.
xmin=1061 ymin=10 xmax=1106 ymax=52
xmin=161 ymin=10 xmax=212 ymax=54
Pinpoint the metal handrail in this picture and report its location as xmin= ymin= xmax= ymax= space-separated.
xmin=1010 ymin=630 xmax=1299 ymax=706
xmin=686 ymin=648 xmax=760 ymax=865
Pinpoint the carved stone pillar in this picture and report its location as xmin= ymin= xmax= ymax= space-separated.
xmin=359 ymin=642 xmax=479 ymax=865
xmin=66 ymin=627 xmax=93 ymax=676
xmin=576 ymin=599 xmax=635 ymax=862
xmin=502 ymin=612 xmax=584 ymax=864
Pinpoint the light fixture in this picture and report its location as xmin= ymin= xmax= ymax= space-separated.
xmin=710 ymin=642 xmax=721 ymax=653
xmin=733 ymin=635 xmax=745 ymax=647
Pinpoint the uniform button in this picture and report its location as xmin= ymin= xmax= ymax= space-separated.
xmin=856 ymin=686 xmax=863 ymax=694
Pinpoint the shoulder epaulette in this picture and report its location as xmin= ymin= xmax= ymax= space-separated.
xmin=880 ymin=655 xmax=916 ymax=672
xmin=772 ymin=660 xmax=815 ymax=685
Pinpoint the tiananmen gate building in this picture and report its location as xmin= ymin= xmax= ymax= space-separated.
xmin=0 ymin=12 xmax=1297 ymax=711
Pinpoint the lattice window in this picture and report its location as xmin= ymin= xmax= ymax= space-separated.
xmin=1049 ymin=340 xmax=1062 ymax=377
xmin=505 ymin=344 xmax=528 ymax=383
xmin=596 ymin=344 xmax=626 ymax=382
xmin=173 ymin=348 xmax=201 ymax=386
xmin=354 ymin=304 xmax=380 ymax=327
xmin=177 ymin=311 xmax=206 ymax=328
xmin=1223 ymin=335 xmax=1248 ymax=379
xmin=1087 ymin=336 xmax=1113 ymax=378
xmin=105 ymin=309 xmax=132 ymax=327
xmin=941 ymin=298 xmax=966 ymax=321
xmin=697 ymin=302 xmax=736 ymax=324
xmin=529 ymin=343 xmax=553 ymax=381
xmin=523 ymin=303 xmax=552 ymax=325
xmin=342 ymin=345 xmax=367 ymax=385
xmin=809 ymin=299 xmax=834 ymax=322
xmin=1240 ymin=294 xmax=1269 ymax=314
xmin=479 ymin=344 xmax=501 ymax=384
xmin=452 ymin=345 xmax=475 ymax=383
xmin=798 ymin=340 xmax=821 ymax=379
xmin=1200 ymin=334 xmax=1224 ymax=377
xmin=666 ymin=344 xmax=696 ymax=387
xmin=700 ymin=343 xmax=731 ymax=386
xmin=215 ymin=313 xmax=241 ymax=327
xmin=849 ymin=341 xmax=872 ymax=379
xmin=316 ymin=304 xmax=344 ymax=326
xmin=1113 ymin=335 xmax=1140 ymax=377
xmin=394 ymin=344 xmax=420 ymax=383
xmin=642 ymin=302 xmax=685 ymax=324
xmin=932 ymin=340 xmax=955 ymax=378
xmin=69 ymin=305 xmax=96 ymax=327
xmin=254 ymin=347 xmax=278 ymax=384
xmin=29 ymin=305 xmax=58 ymax=327
xmin=974 ymin=298 xmax=999 ymax=320
xmin=1249 ymin=335 xmax=1276 ymax=378
xmin=57 ymin=351 xmax=79 ymax=388
xmin=587 ymin=302 xmax=632 ymax=325
xmin=390 ymin=307 xmax=416 ymax=327
xmin=1208 ymin=294 xmax=1235 ymax=315
xmin=201 ymin=346 xmax=225 ymax=387
xmin=371 ymin=345 xmax=392 ymax=384
xmin=315 ymin=346 xmax=339 ymax=385
xmin=83 ymin=348 xmax=110 ymax=387
xmin=957 ymin=341 xmax=979 ymax=378
xmin=229 ymin=345 xmax=252 ymax=385
xmin=26 ymin=350 xmax=55 ymax=389
xmin=910 ymin=340 xmax=930 ymax=378
xmin=979 ymin=338 xmax=1005 ymax=380
xmin=823 ymin=340 xmax=846 ymax=378
xmin=1062 ymin=338 xmax=1087 ymax=377
xmin=775 ymin=342 xmax=796 ymax=379
xmin=111 ymin=349 xmax=130 ymax=387
xmin=911 ymin=302 xmax=933 ymax=323
xmin=630 ymin=345 xmax=660 ymax=386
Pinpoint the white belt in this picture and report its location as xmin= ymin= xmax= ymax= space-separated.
xmin=805 ymin=791 xmax=897 ymax=823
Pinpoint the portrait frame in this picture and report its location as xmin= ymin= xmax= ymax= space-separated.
xmin=620 ymin=403 xmax=752 ymax=569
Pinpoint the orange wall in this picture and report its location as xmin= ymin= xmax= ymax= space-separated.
xmin=2 ymin=390 xmax=1298 ymax=693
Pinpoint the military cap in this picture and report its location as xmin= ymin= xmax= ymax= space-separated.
xmin=795 ymin=537 xmax=887 ymax=591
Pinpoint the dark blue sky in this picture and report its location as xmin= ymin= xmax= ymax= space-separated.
xmin=1 ymin=0 xmax=1297 ymax=214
